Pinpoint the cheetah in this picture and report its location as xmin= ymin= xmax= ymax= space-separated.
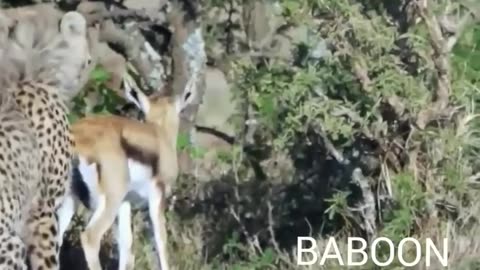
xmin=0 ymin=82 xmax=38 ymax=270
xmin=0 ymin=10 xmax=93 ymax=269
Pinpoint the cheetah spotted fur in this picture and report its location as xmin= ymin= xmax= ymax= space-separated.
xmin=0 ymin=9 xmax=93 ymax=270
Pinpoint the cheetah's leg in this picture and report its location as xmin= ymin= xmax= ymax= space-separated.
xmin=80 ymin=153 xmax=128 ymax=270
xmin=25 ymin=206 xmax=61 ymax=270
xmin=148 ymin=180 xmax=169 ymax=270
xmin=0 ymin=227 xmax=27 ymax=270
xmin=116 ymin=201 xmax=134 ymax=270
xmin=56 ymin=194 xmax=76 ymax=248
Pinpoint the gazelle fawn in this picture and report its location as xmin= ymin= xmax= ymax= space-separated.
xmin=70 ymin=75 xmax=194 ymax=270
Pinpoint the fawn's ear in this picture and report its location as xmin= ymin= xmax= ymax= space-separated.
xmin=123 ymin=76 xmax=150 ymax=114
xmin=175 ymin=78 xmax=196 ymax=114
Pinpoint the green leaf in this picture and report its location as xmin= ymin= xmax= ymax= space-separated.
xmin=90 ymin=66 xmax=110 ymax=83
xmin=176 ymin=132 xmax=190 ymax=150
xmin=259 ymin=248 xmax=275 ymax=265
xmin=257 ymin=94 xmax=276 ymax=118
xmin=92 ymin=104 xmax=106 ymax=114
xmin=189 ymin=146 xmax=207 ymax=159
xmin=67 ymin=113 xmax=79 ymax=124
xmin=216 ymin=150 xmax=233 ymax=163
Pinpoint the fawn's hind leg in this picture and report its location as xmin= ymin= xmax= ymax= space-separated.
xmin=116 ymin=201 xmax=135 ymax=270
xmin=56 ymin=194 xmax=76 ymax=248
xmin=148 ymin=180 xmax=169 ymax=270
xmin=80 ymin=154 xmax=128 ymax=270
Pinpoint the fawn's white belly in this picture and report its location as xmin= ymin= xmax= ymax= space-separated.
xmin=78 ymin=156 xmax=153 ymax=210
xmin=125 ymin=159 xmax=153 ymax=208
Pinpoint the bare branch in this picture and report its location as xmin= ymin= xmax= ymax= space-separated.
xmin=439 ymin=5 xmax=479 ymax=51
xmin=318 ymin=128 xmax=345 ymax=164
xmin=349 ymin=168 xmax=377 ymax=241
xmin=168 ymin=1 xmax=207 ymax=133
xmin=76 ymin=1 xmax=166 ymax=92
xmin=333 ymin=42 xmax=372 ymax=93
xmin=74 ymin=1 xmax=165 ymax=25
xmin=352 ymin=58 xmax=372 ymax=92
xmin=414 ymin=1 xmax=480 ymax=129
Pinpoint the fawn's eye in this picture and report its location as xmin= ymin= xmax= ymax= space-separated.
xmin=184 ymin=91 xmax=191 ymax=101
